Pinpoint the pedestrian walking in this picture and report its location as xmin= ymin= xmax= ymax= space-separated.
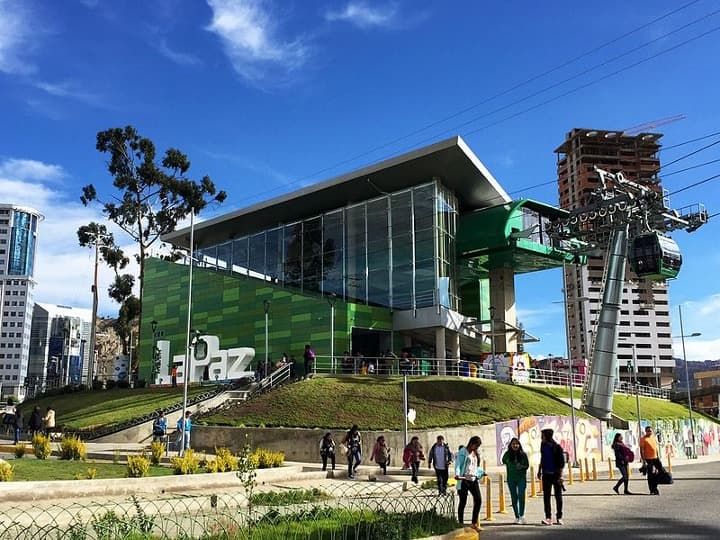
xmin=342 ymin=424 xmax=362 ymax=479
xmin=403 ymin=436 xmax=425 ymax=484
xmin=176 ymin=410 xmax=192 ymax=454
xmin=502 ymin=437 xmax=529 ymax=524
xmin=12 ymin=408 xmax=24 ymax=444
xmin=43 ymin=406 xmax=55 ymax=437
xmin=428 ymin=435 xmax=453 ymax=495
xmin=538 ymin=428 xmax=565 ymax=525
xmin=611 ymin=432 xmax=634 ymax=495
xmin=27 ymin=406 xmax=43 ymax=437
xmin=370 ymin=435 xmax=391 ymax=475
xmin=319 ymin=432 xmax=336 ymax=471
xmin=152 ymin=410 xmax=168 ymax=442
xmin=454 ymin=435 xmax=484 ymax=532
xmin=303 ymin=344 xmax=315 ymax=376
xmin=640 ymin=425 xmax=663 ymax=495
xmin=2 ymin=398 xmax=15 ymax=435
xmin=171 ymin=365 xmax=178 ymax=387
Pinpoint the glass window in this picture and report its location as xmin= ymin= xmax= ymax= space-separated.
xmin=302 ymin=217 xmax=322 ymax=293
xmin=366 ymin=199 xmax=389 ymax=306
xmin=248 ymin=232 xmax=265 ymax=276
xmin=345 ymin=205 xmax=366 ymax=303
xmin=266 ymin=227 xmax=282 ymax=282
xmin=322 ymin=211 xmax=344 ymax=297
xmin=283 ymin=222 xmax=302 ymax=287
xmin=232 ymin=237 xmax=248 ymax=274
xmin=216 ymin=242 xmax=232 ymax=271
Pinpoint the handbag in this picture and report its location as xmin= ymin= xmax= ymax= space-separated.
xmin=656 ymin=470 xmax=674 ymax=485
xmin=338 ymin=443 xmax=348 ymax=456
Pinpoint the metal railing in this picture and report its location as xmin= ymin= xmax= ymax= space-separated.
xmin=310 ymin=356 xmax=670 ymax=400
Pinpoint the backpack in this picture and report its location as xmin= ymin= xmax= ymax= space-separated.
xmin=621 ymin=445 xmax=635 ymax=462
xmin=377 ymin=444 xmax=390 ymax=464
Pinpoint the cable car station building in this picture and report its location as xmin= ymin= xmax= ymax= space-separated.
xmin=139 ymin=137 xmax=575 ymax=380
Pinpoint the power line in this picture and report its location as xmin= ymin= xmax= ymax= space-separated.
xmin=662 ymin=158 xmax=720 ymax=177
xmin=667 ymin=172 xmax=720 ymax=196
xmin=660 ymin=130 xmax=720 ymax=151
xmin=659 ymin=138 xmax=720 ymax=170
xmin=215 ymin=1 xmax=708 ymax=209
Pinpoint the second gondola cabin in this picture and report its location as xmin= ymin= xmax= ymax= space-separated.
xmin=629 ymin=232 xmax=682 ymax=280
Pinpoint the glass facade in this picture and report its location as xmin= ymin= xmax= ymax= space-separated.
xmin=8 ymin=210 xmax=38 ymax=277
xmin=196 ymin=180 xmax=460 ymax=311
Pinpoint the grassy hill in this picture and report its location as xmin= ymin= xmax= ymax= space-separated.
xmin=201 ymin=376 xmax=718 ymax=431
xmin=17 ymin=387 xmax=209 ymax=430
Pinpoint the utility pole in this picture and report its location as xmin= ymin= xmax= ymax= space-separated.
xmin=86 ymin=231 xmax=109 ymax=388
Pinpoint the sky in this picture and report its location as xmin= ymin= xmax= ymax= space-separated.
xmin=1 ymin=0 xmax=719 ymax=361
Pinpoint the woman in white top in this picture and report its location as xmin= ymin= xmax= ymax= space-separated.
xmin=454 ymin=435 xmax=485 ymax=531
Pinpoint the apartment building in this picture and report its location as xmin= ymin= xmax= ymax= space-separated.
xmin=555 ymin=129 xmax=674 ymax=387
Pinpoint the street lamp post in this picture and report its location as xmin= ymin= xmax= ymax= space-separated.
xmin=327 ymin=293 xmax=337 ymax=374
xmin=263 ymin=300 xmax=270 ymax=378
xmin=619 ymin=336 xmax=642 ymax=440
xmin=180 ymin=209 xmax=196 ymax=457
xmin=653 ymin=355 xmax=659 ymax=389
xmin=151 ymin=320 xmax=158 ymax=384
xmin=677 ymin=305 xmax=702 ymax=459
xmin=561 ymin=263 xmax=583 ymax=468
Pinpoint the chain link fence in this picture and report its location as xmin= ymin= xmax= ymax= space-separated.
xmin=0 ymin=482 xmax=456 ymax=540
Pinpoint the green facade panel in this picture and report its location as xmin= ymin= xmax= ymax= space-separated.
xmin=139 ymin=258 xmax=392 ymax=381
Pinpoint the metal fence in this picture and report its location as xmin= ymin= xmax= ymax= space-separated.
xmin=0 ymin=482 xmax=455 ymax=540
xmin=309 ymin=356 xmax=671 ymax=400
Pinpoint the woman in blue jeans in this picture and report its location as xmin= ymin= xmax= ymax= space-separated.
xmin=455 ymin=435 xmax=485 ymax=531
xmin=611 ymin=432 xmax=633 ymax=494
xmin=502 ymin=437 xmax=529 ymax=524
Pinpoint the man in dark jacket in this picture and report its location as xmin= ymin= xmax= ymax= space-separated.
xmin=13 ymin=408 xmax=24 ymax=444
xmin=428 ymin=435 xmax=453 ymax=495
xmin=538 ymin=428 xmax=566 ymax=525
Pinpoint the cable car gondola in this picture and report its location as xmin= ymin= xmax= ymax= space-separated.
xmin=629 ymin=232 xmax=682 ymax=280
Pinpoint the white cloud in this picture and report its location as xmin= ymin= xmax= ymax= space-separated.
xmin=0 ymin=0 xmax=35 ymax=74
xmin=205 ymin=0 xmax=308 ymax=82
xmin=672 ymin=295 xmax=720 ymax=361
xmin=324 ymin=1 xmax=398 ymax=29
xmin=157 ymin=39 xmax=202 ymax=67
xmin=33 ymin=80 xmax=103 ymax=107
xmin=0 ymin=158 xmax=65 ymax=182
xmin=0 ymin=158 xmax=138 ymax=318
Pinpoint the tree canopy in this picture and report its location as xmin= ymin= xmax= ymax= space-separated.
xmin=79 ymin=125 xmax=227 ymax=373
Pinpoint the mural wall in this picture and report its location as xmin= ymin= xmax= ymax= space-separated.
xmin=495 ymin=415 xmax=720 ymax=466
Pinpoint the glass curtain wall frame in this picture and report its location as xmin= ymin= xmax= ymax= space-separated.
xmin=188 ymin=179 xmax=460 ymax=311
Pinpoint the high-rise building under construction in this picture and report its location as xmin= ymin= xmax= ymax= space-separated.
xmin=555 ymin=128 xmax=674 ymax=388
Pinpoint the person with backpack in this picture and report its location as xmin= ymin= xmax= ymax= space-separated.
xmin=428 ymin=435 xmax=453 ymax=495
xmin=342 ymin=424 xmax=362 ymax=479
xmin=152 ymin=410 xmax=168 ymax=442
xmin=538 ymin=428 xmax=566 ymax=525
xmin=403 ymin=436 xmax=425 ymax=484
xmin=370 ymin=435 xmax=391 ymax=475
xmin=502 ymin=437 xmax=530 ymax=524
xmin=303 ymin=344 xmax=316 ymax=376
xmin=319 ymin=432 xmax=336 ymax=471
xmin=611 ymin=432 xmax=634 ymax=495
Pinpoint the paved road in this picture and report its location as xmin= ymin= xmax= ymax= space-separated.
xmin=473 ymin=460 xmax=720 ymax=540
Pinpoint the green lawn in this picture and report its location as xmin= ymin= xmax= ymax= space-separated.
xmin=4 ymin=457 xmax=174 ymax=481
xmin=200 ymin=376 xmax=591 ymax=430
xmin=18 ymin=387 xmax=210 ymax=430
xmin=528 ymin=385 xmax=717 ymax=422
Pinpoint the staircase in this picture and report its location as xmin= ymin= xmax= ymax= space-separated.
xmin=226 ymin=362 xmax=294 ymax=403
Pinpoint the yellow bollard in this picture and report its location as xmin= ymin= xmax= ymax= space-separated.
xmin=529 ymin=467 xmax=537 ymax=498
xmin=592 ymin=458 xmax=598 ymax=481
xmin=568 ymin=464 xmax=574 ymax=485
xmin=667 ymin=454 xmax=672 ymax=472
xmin=537 ymin=473 xmax=543 ymax=493
xmin=584 ymin=457 xmax=590 ymax=480
xmin=608 ymin=458 xmax=614 ymax=481
xmin=485 ymin=475 xmax=495 ymax=521
xmin=497 ymin=474 xmax=507 ymax=513
xmin=579 ymin=460 xmax=585 ymax=482
xmin=483 ymin=458 xmax=487 ymax=472
xmin=628 ymin=463 xmax=632 ymax=479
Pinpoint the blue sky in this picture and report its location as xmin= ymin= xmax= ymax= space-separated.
xmin=1 ymin=0 xmax=719 ymax=361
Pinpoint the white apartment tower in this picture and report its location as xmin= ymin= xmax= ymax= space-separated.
xmin=0 ymin=204 xmax=43 ymax=399
xmin=555 ymin=129 xmax=674 ymax=388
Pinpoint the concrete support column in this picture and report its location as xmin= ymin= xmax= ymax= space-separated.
xmin=435 ymin=327 xmax=447 ymax=376
xmin=489 ymin=267 xmax=518 ymax=354
xmin=452 ymin=331 xmax=460 ymax=360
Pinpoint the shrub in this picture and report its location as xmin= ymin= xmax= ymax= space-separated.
xmin=251 ymin=448 xmax=285 ymax=468
xmin=32 ymin=433 xmax=52 ymax=460
xmin=126 ymin=455 xmax=151 ymax=478
xmin=60 ymin=436 xmax=87 ymax=461
xmin=14 ymin=443 xmax=26 ymax=458
xmin=149 ymin=441 xmax=164 ymax=465
xmin=214 ymin=447 xmax=239 ymax=472
xmin=87 ymin=467 xmax=97 ymax=479
xmin=117 ymin=380 xmax=130 ymax=389
xmin=171 ymin=449 xmax=200 ymax=475
xmin=0 ymin=459 xmax=13 ymax=481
